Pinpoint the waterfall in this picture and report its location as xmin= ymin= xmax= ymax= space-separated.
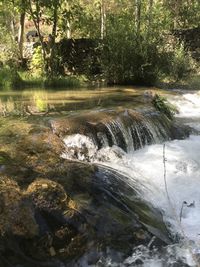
xmin=52 ymin=92 xmax=200 ymax=266
xmin=51 ymin=108 xmax=190 ymax=156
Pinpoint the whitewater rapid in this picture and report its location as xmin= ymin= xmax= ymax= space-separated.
xmin=63 ymin=92 xmax=200 ymax=266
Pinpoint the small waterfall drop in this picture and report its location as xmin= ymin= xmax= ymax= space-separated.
xmin=60 ymin=92 xmax=200 ymax=266
xmin=55 ymin=107 xmax=188 ymax=161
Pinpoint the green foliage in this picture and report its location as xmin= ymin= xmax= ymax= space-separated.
xmin=0 ymin=1 xmax=19 ymax=65
xmin=1 ymin=0 xmax=200 ymax=87
xmin=19 ymin=71 xmax=82 ymax=88
xmin=170 ymin=43 xmax=196 ymax=81
xmin=152 ymin=94 xmax=179 ymax=120
xmin=0 ymin=66 xmax=22 ymax=89
xmin=43 ymin=76 xmax=81 ymax=88
xmin=33 ymin=91 xmax=48 ymax=111
xmin=164 ymin=0 xmax=200 ymax=29
xmin=187 ymin=75 xmax=200 ymax=90
xmin=30 ymin=46 xmax=45 ymax=77
xmin=102 ymin=16 xmax=162 ymax=85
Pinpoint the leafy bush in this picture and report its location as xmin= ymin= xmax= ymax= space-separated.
xmin=102 ymin=20 xmax=162 ymax=86
xmin=29 ymin=46 xmax=45 ymax=77
xmin=0 ymin=66 xmax=22 ymax=89
xmin=43 ymin=76 xmax=81 ymax=88
xmin=152 ymin=94 xmax=179 ymax=119
xmin=187 ymin=75 xmax=200 ymax=90
xmin=170 ymin=43 xmax=196 ymax=81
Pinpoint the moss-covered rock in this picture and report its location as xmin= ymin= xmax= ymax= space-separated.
xmin=0 ymin=177 xmax=38 ymax=237
xmin=27 ymin=179 xmax=71 ymax=211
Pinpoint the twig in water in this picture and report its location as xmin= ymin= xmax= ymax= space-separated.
xmin=148 ymin=236 xmax=156 ymax=248
xmin=163 ymin=144 xmax=170 ymax=203
xmin=162 ymin=144 xmax=199 ymax=266
xmin=180 ymin=201 xmax=187 ymax=222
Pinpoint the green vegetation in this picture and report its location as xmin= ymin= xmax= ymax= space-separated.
xmin=0 ymin=0 xmax=200 ymax=89
xmin=19 ymin=71 xmax=82 ymax=88
xmin=187 ymin=75 xmax=200 ymax=90
xmin=0 ymin=66 xmax=22 ymax=89
xmin=152 ymin=94 xmax=179 ymax=119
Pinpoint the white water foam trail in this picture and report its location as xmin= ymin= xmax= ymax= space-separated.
xmin=63 ymin=91 xmax=200 ymax=266
xmin=63 ymin=135 xmax=200 ymax=266
xmin=174 ymin=93 xmax=200 ymax=118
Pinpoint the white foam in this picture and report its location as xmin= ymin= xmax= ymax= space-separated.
xmin=171 ymin=92 xmax=200 ymax=118
xmin=62 ymin=134 xmax=97 ymax=161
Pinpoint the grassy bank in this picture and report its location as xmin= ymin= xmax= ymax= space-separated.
xmin=20 ymin=72 xmax=84 ymax=89
xmin=0 ymin=68 xmax=85 ymax=90
xmin=1 ymin=66 xmax=200 ymax=91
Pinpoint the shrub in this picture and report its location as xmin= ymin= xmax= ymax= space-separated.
xmin=188 ymin=75 xmax=200 ymax=90
xmin=102 ymin=27 xmax=162 ymax=86
xmin=0 ymin=66 xmax=22 ymax=89
xmin=152 ymin=94 xmax=179 ymax=119
xmin=170 ymin=43 xmax=196 ymax=81
xmin=29 ymin=46 xmax=45 ymax=77
xmin=43 ymin=76 xmax=81 ymax=88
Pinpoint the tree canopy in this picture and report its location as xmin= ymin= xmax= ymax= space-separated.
xmin=0 ymin=0 xmax=200 ymax=85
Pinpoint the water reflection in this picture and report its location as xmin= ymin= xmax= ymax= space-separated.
xmin=0 ymin=87 xmax=168 ymax=116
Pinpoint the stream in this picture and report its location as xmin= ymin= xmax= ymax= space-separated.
xmin=0 ymin=88 xmax=200 ymax=266
xmin=62 ymin=91 xmax=200 ymax=266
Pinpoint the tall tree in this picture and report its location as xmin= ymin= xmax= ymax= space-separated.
xmin=17 ymin=0 xmax=26 ymax=60
xmin=100 ymin=0 xmax=106 ymax=39
xmin=25 ymin=0 xmax=63 ymax=75
xmin=148 ymin=0 xmax=153 ymax=30
xmin=135 ymin=0 xmax=141 ymax=35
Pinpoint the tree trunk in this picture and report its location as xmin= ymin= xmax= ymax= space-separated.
xmin=67 ymin=20 xmax=71 ymax=39
xmin=49 ymin=3 xmax=58 ymax=76
xmin=135 ymin=0 xmax=141 ymax=36
xmin=10 ymin=17 xmax=16 ymax=41
xmin=100 ymin=0 xmax=106 ymax=39
xmin=28 ymin=0 xmax=47 ymax=73
xmin=147 ymin=0 xmax=153 ymax=39
xmin=18 ymin=12 xmax=25 ymax=60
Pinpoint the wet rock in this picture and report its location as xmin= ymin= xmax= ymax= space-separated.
xmin=18 ymin=131 xmax=64 ymax=156
xmin=0 ymin=177 xmax=38 ymax=237
xmin=170 ymin=123 xmax=192 ymax=140
xmin=0 ymin=165 xmax=172 ymax=267
xmin=50 ymin=108 xmax=178 ymax=153
xmin=26 ymin=179 xmax=71 ymax=211
xmin=24 ymin=179 xmax=88 ymax=262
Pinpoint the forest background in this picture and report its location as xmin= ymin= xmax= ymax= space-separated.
xmin=0 ymin=0 xmax=200 ymax=89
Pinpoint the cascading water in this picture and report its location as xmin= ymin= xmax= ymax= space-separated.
xmin=61 ymin=92 xmax=200 ymax=266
